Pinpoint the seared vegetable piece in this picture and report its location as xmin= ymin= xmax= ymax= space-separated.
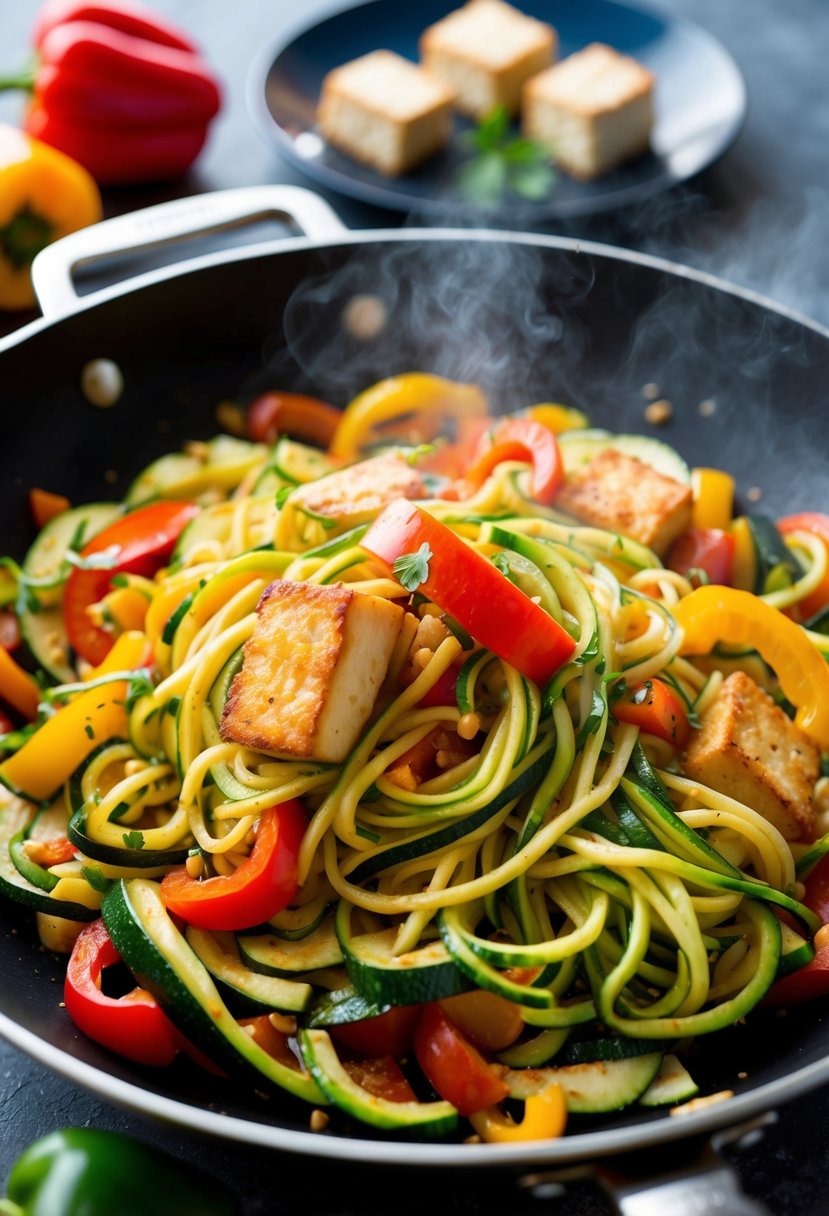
xmin=3 ymin=1127 xmax=239 ymax=1216
xmin=221 ymin=580 xmax=403 ymax=763
xmin=290 ymin=450 xmax=426 ymax=532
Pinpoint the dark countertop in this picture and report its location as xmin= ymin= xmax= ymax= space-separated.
xmin=1 ymin=0 xmax=828 ymax=1211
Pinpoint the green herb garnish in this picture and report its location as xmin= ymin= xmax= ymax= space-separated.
xmin=393 ymin=542 xmax=433 ymax=592
xmin=455 ymin=107 xmax=557 ymax=205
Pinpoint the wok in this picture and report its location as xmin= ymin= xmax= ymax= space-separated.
xmin=1 ymin=186 xmax=828 ymax=1215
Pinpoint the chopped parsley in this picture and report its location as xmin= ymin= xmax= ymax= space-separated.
xmin=393 ymin=542 xmax=433 ymax=592
xmin=122 ymin=830 xmax=145 ymax=850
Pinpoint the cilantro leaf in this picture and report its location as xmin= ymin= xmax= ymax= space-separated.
xmin=122 ymin=830 xmax=145 ymax=850
xmin=455 ymin=106 xmax=557 ymax=205
xmin=393 ymin=543 xmax=433 ymax=592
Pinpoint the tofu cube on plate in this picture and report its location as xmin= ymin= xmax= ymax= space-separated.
xmin=318 ymin=50 xmax=455 ymax=176
xmin=221 ymin=580 xmax=404 ymax=764
xmin=523 ymin=42 xmax=654 ymax=179
xmin=420 ymin=0 xmax=556 ymax=119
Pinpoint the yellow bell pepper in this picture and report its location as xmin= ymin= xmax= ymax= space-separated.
xmin=101 ymin=585 xmax=151 ymax=635
xmin=0 ymin=631 xmax=148 ymax=803
xmin=527 ymin=403 xmax=590 ymax=434
xmin=329 ymin=374 xmax=488 ymax=459
xmin=0 ymin=123 xmax=102 ymax=310
xmin=673 ymin=586 xmax=829 ymax=749
xmin=144 ymin=571 xmax=206 ymax=648
xmin=469 ymin=1085 xmax=567 ymax=1143
xmin=0 ymin=646 xmax=41 ymax=720
xmin=729 ymin=516 xmax=757 ymax=591
xmin=691 ymin=467 xmax=735 ymax=531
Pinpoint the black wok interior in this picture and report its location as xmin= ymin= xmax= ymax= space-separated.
xmin=2 ymin=235 xmax=829 ymax=1153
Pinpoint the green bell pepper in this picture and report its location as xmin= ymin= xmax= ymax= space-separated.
xmin=1 ymin=1128 xmax=240 ymax=1216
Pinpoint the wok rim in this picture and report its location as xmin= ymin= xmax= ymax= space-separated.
xmin=2 ymin=227 xmax=827 ymax=354
xmin=3 ymin=225 xmax=829 ymax=1165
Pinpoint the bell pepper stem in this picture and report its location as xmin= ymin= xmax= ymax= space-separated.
xmin=0 ymin=56 xmax=38 ymax=92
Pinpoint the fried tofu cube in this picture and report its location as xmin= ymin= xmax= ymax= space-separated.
xmin=318 ymin=50 xmax=455 ymax=176
xmin=683 ymin=671 xmax=819 ymax=841
xmin=420 ymin=0 xmax=556 ymax=119
xmin=292 ymin=450 xmax=426 ymax=531
xmin=523 ymin=43 xmax=654 ymax=180
xmin=221 ymin=580 xmax=404 ymax=763
xmin=556 ymin=447 xmax=692 ymax=556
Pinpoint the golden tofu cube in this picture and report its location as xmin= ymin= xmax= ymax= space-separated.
xmin=420 ymin=0 xmax=556 ymax=119
xmin=556 ymin=447 xmax=692 ymax=556
xmin=292 ymin=450 xmax=426 ymax=530
xmin=523 ymin=43 xmax=654 ymax=180
xmin=318 ymin=50 xmax=456 ymax=176
xmin=684 ymin=671 xmax=819 ymax=841
xmin=221 ymin=580 xmax=404 ymax=763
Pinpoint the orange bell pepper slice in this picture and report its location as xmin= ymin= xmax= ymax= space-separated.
xmin=469 ymin=1085 xmax=567 ymax=1143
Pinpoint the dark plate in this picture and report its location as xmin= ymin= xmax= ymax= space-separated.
xmin=246 ymin=0 xmax=747 ymax=218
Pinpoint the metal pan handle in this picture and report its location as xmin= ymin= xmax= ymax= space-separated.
xmin=31 ymin=185 xmax=347 ymax=322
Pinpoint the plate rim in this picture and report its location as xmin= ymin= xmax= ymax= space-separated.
xmin=245 ymin=0 xmax=748 ymax=218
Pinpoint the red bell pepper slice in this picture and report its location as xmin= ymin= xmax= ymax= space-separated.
xmin=414 ymin=1003 xmax=508 ymax=1115
xmin=463 ymin=418 xmax=564 ymax=505
xmin=330 ymin=1005 xmax=422 ymax=1059
xmin=803 ymin=854 xmax=829 ymax=925
xmin=612 ymin=678 xmax=690 ymax=750
xmin=247 ymin=392 xmax=342 ymax=448
xmin=764 ymin=945 xmax=829 ymax=1006
xmin=667 ymin=527 xmax=735 ymax=587
xmin=778 ymin=512 xmax=829 ymax=617
xmin=160 ymin=800 xmax=306 ymax=931
xmin=362 ymin=500 xmax=575 ymax=687
xmin=33 ymin=0 xmax=200 ymax=54
xmin=62 ymin=499 xmax=199 ymax=665
xmin=343 ymin=1056 xmax=418 ymax=1103
xmin=64 ymin=918 xmax=179 ymax=1066
xmin=0 ymin=610 xmax=21 ymax=653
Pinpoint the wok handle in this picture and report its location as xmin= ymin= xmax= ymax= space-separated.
xmin=608 ymin=1163 xmax=772 ymax=1216
xmin=30 ymin=185 xmax=347 ymax=321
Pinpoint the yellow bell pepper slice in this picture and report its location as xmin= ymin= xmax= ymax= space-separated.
xmin=0 ymin=646 xmax=41 ymax=720
xmin=101 ymin=585 xmax=150 ymax=634
xmin=144 ymin=571 xmax=206 ymax=648
xmin=0 ymin=124 xmax=102 ymax=311
xmin=469 ymin=1085 xmax=567 ymax=1143
xmin=673 ymin=586 xmax=829 ymax=749
xmin=0 ymin=631 xmax=148 ymax=803
xmin=691 ymin=467 xmax=735 ymax=531
xmin=527 ymin=403 xmax=590 ymax=434
xmin=729 ymin=516 xmax=757 ymax=592
xmin=329 ymin=374 xmax=488 ymax=459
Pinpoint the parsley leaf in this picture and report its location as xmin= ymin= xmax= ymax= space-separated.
xmin=393 ymin=543 xmax=433 ymax=592
xmin=126 ymin=668 xmax=155 ymax=711
xmin=455 ymin=106 xmax=557 ymax=205
xmin=122 ymin=830 xmax=145 ymax=850
xmin=81 ymin=864 xmax=111 ymax=894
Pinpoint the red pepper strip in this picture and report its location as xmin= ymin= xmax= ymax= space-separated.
xmin=33 ymin=0 xmax=199 ymax=53
xmin=23 ymin=836 xmax=77 ymax=867
xmin=65 ymin=918 xmax=179 ymax=1066
xmin=343 ymin=1057 xmax=418 ymax=1103
xmin=667 ymin=527 xmax=735 ymax=587
xmin=62 ymin=499 xmax=199 ymax=665
xmin=612 ymin=678 xmax=691 ymax=750
xmin=330 ymin=1005 xmax=421 ymax=1059
xmin=462 ymin=418 xmax=564 ymax=505
xmin=778 ymin=512 xmax=829 ymax=618
xmin=247 ymin=392 xmax=342 ymax=448
xmin=416 ymin=663 xmax=458 ymax=708
xmin=764 ymin=945 xmax=829 ymax=1006
xmin=414 ymin=1003 xmax=508 ymax=1115
xmin=160 ymin=801 xmax=306 ymax=931
xmin=0 ymin=609 xmax=21 ymax=652
xmin=804 ymin=855 xmax=829 ymax=925
xmin=362 ymin=500 xmax=575 ymax=687
xmin=0 ymin=707 xmax=14 ymax=735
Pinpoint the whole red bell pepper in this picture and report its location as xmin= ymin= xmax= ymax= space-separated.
xmin=1 ymin=0 xmax=222 ymax=184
